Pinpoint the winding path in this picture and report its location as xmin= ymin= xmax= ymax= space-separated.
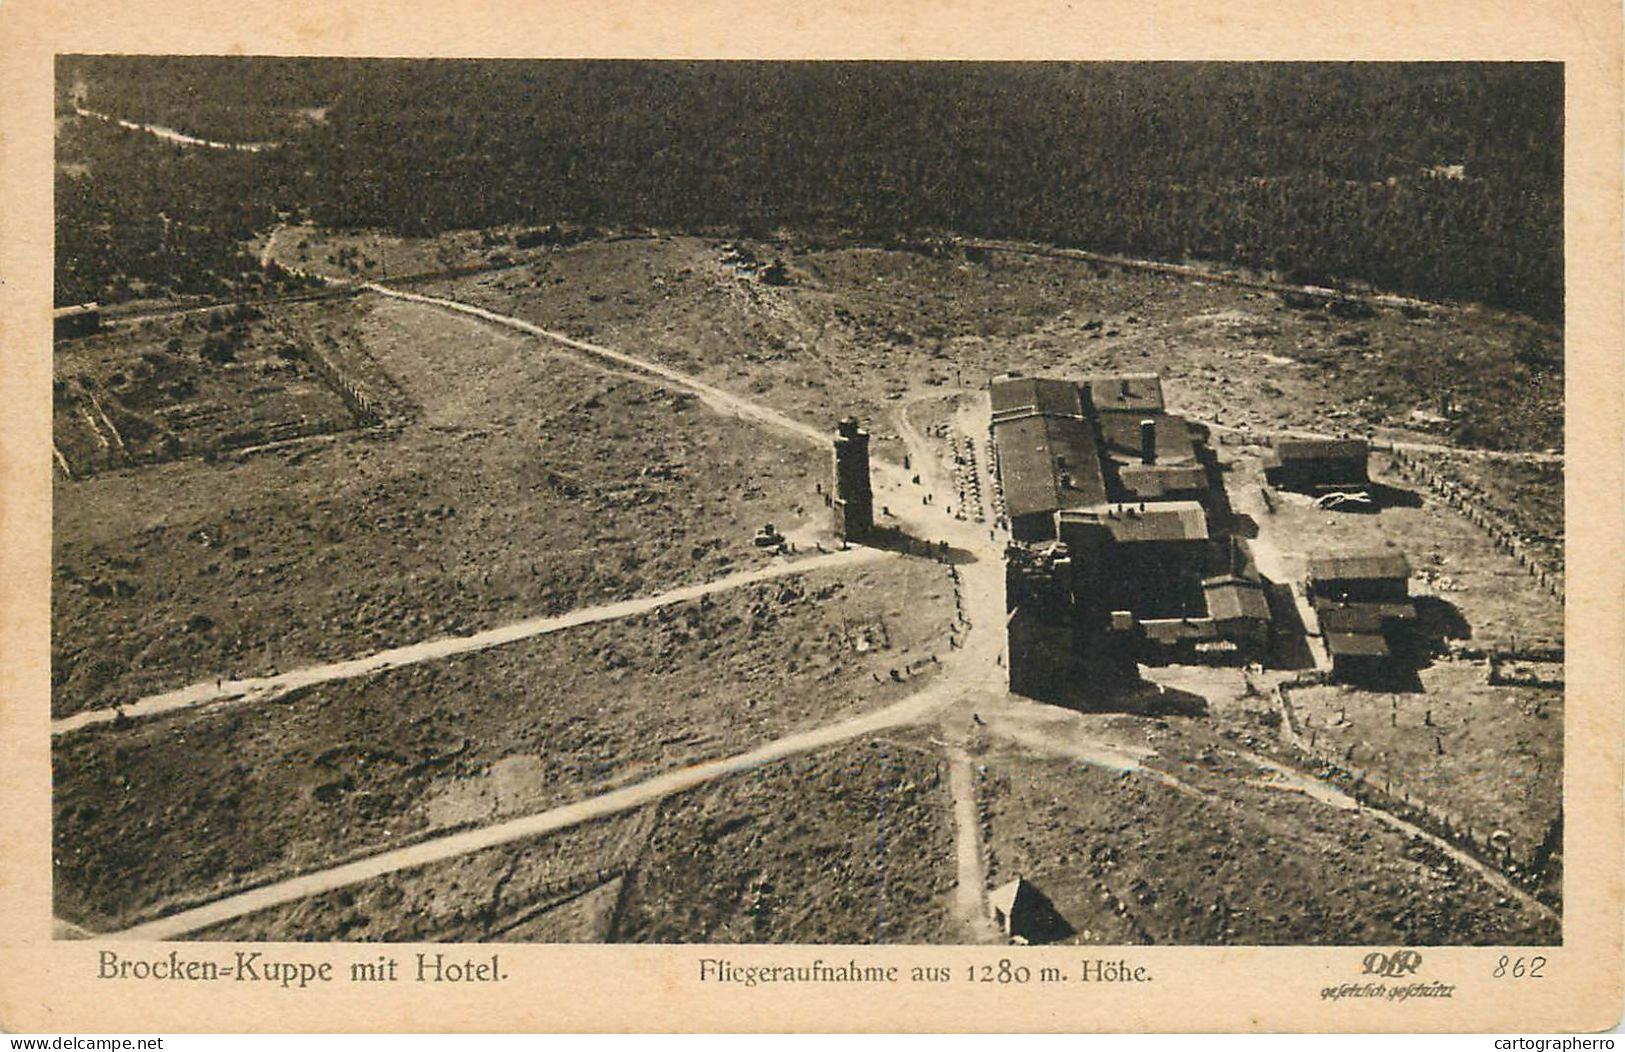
xmin=1228 ymin=744 xmax=1558 ymax=924
xmin=112 ymin=619 xmax=995 ymax=940
xmin=361 ymin=284 xmax=827 ymax=447
xmin=53 ymin=546 xmax=888 ymax=737
xmin=70 ymin=261 xmax=1557 ymax=942
xmin=74 ymin=104 xmax=281 ymax=152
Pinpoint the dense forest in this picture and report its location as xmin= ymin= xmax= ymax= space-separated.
xmin=55 ymin=117 xmax=315 ymax=305
xmin=61 ymin=58 xmax=1563 ymax=319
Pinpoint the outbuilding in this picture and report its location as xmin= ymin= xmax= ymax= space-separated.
xmin=1306 ymin=552 xmax=1410 ymax=604
xmin=987 ymin=876 xmax=1068 ymax=943
xmin=1263 ymin=437 xmax=1370 ymax=492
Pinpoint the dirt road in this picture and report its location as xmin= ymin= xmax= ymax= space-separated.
xmin=361 ymin=284 xmax=828 ymax=447
xmin=977 ymin=700 xmax=1208 ymax=801
xmin=73 ymin=104 xmax=281 ymax=152
xmin=110 ymin=657 xmax=995 ymax=940
xmin=1228 ymin=482 xmax=1330 ymax=672
xmin=52 ymin=547 xmax=889 ymax=737
xmin=945 ymin=747 xmax=1001 ymax=943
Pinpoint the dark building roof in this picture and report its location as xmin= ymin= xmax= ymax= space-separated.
xmin=1082 ymin=373 xmax=1165 ymax=413
xmin=1315 ymin=599 xmax=1417 ymax=628
xmin=1315 ymin=604 xmax=1388 ymax=634
xmin=1325 ymin=631 xmax=1392 ymax=658
xmin=1265 ymin=437 xmax=1371 ymax=465
xmin=1141 ymin=618 xmax=1220 ymax=645
xmin=995 ymin=414 xmax=1107 ymax=519
xmin=1116 ymin=462 xmax=1209 ymax=499
xmin=990 ymin=377 xmax=1085 ymax=421
xmin=1308 ymin=552 xmax=1410 ymax=582
xmin=1058 ymin=500 xmax=1209 ymax=543
xmin=1203 ymin=578 xmax=1271 ymax=622
xmin=1097 ymin=412 xmax=1199 ymax=465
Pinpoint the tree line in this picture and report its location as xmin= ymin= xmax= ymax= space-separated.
xmin=61 ymin=59 xmax=1562 ymax=319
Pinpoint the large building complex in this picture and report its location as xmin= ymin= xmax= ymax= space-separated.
xmin=992 ymin=373 xmax=1220 ymax=541
xmin=991 ymin=372 xmax=1267 ymax=707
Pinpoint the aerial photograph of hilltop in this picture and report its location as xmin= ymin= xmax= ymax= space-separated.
xmin=52 ymin=58 xmax=1563 ymax=945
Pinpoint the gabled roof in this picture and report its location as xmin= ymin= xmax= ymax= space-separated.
xmin=1325 ymin=631 xmax=1392 ymax=657
xmin=1082 ymin=373 xmax=1165 ymax=413
xmin=1059 ymin=500 xmax=1209 ymax=543
xmin=1266 ymin=437 xmax=1371 ymax=464
xmin=1314 ymin=599 xmax=1417 ymax=628
xmin=1203 ymin=579 xmax=1271 ymax=622
xmin=1308 ymin=552 xmax=1410 ymax=582
xmin=994 ymin=413 xmax=1107 ymax=518
xmin=988 ymin=878 xmax=1029 ymax=918
xmin=1097 ymin=412 xmax=1198 ymax=465
xmin=990 ymin=377 xmax=1085 ymax=421
xmin=1116 ymin=462 xmax=1209 ymax=499
xmin=1315 ymin=604 xmax=1388 ymax=634
xmin=1139 ymin=617 xmax=1220 ymax=644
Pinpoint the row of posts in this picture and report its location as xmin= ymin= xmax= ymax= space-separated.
xmin=1386 ymin=448 xmax=1564 ymax=602
xmin=1272 ymin=681 xmax=1555 ymax=888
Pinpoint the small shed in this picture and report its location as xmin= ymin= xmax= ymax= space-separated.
xmin=1263 ymin=437 xmax=1370 ymax=492
xmin=1324 ymin=627 xmax=1394 ymax=679
xmin=1306 ymin=552 xmax=1410 ymax=604
xmin=1202 ymin=574 xmax=1272 ymax=648
xmin=987 ymin=876 xmax=1072 ymax=944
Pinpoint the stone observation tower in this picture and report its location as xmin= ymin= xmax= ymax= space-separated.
xmin=831 ymin=416 xmax=874 ymax=542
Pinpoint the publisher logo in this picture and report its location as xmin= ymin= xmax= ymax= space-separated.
xmin=1361 ymin=950 xmax=1423 ymax=978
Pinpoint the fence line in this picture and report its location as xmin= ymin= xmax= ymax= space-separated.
xmin=1386 ymin=448 xmax=1564 ymax=602
xmin=1272 ymin=682 xmax=1556 ymax=897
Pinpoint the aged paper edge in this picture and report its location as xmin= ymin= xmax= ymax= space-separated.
xmin=0 ymin=0 xmax=1620 ymax=1033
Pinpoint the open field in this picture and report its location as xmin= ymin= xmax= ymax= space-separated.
xmin=54 ymin=557 xmax=954 ymax=931
xmin=52 ymin=293 xmax=827 ymax=719
xmin=1418 ymin=452 xmax=1565 ymax=575
xmin=193 ymin=737 xmax=954 ymax=943
xmin=265 ymin=232 xmax=1562 ymax=457
xmin=1285 ymin=664 xmax=1561 ymax=871
xmin=613 ymin=737 xmax=955 ymax=943
xmin=979 ymin=719 xmax=1557 ymax=945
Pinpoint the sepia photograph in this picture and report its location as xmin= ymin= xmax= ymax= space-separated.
xmin=44 ymin=56 xmax=1571 ymax=951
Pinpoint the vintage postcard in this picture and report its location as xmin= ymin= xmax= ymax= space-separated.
xmin=1 ymin=0 xmax=1620 ymax=1034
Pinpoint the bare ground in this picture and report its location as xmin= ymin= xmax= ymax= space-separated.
xmin=287 ymin=232 xmax=1566 ymax=455
xmin=981 ymin=734 xmax=1557 ymax=946
xmin=190 ymin=737 xmax=955 ymax=944
xmin=52 ymin=294 xmax=828 ymax=718
xmin=54 ymin=556 xmax=955 ymax=931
